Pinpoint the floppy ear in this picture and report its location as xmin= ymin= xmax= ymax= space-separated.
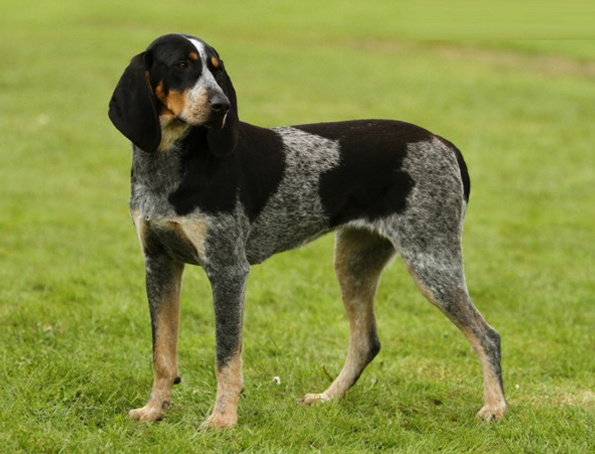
xmin=108 ymin=53 xmax=161 ymax=153
xmin=207 ymin=65 xmax=239 ymax=157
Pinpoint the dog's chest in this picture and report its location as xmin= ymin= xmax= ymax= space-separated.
xmin=130 ymin=150 xmax=212 ymax=265
xmin=132 ymin=211 xmax=210 ymax=266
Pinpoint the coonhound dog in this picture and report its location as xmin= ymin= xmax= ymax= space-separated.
xmin=108 ymin=33 xmax=507 ymax=428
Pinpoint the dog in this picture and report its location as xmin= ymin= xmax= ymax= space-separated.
xmin=108 ymin=33 xmax=507 ymax=429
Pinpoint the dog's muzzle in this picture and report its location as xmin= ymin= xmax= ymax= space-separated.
xmin=207 ymin=94 xmax=230 ymax=128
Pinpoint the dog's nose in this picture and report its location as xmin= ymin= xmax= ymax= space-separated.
xmin=209 ymin=94 xmax=230 ymax=113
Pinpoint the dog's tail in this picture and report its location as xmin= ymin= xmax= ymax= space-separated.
xmin=436 ymin=135 xmax=471 ymax=204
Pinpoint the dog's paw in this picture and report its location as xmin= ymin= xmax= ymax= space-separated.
xmin=476 ymin=401 xmax=507 ymax=422
xmin=298 ymin=392 xmax=331 ymax=406
xmin=128 ymin=401 xmax=169 ymax=422
xmin=200 ymin=412 xmax=237 ymax=430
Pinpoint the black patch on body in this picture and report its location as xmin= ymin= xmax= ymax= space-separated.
xmin=236 ymin=124 xmax=286 ymax=221
xmin=167 ymin=127 xmax=239 ymax=216
xmin=294 ymin=120 xmax=425 ymax=227
xmin=168 ymin=122 xmax=285 ymax=220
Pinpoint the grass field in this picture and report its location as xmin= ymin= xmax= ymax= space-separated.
xmin=1 ymin=1 xmax=594 ymax=452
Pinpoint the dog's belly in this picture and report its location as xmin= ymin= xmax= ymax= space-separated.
xmin=245 ymin=214 xmax=332 ymax=264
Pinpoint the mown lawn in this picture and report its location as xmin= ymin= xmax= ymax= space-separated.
xmin=1 ymin=1 xmax=594 ymax=452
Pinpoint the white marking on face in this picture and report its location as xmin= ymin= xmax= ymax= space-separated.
xmin=187 ymin=38 xmax=221 ymax=91
xmin=177 ymin=37 xmax=226 ymax=125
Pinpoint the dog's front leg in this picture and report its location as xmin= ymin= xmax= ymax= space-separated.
xmin=129 ymin=254 xmax=184 ymax=422
xmin=201 ymin=262 xmax=250 ymax=429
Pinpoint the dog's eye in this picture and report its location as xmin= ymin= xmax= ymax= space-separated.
xmin=176 ymin=62 xmax=189 ymax=70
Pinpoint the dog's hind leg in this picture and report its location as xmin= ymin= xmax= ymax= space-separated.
xmin=397 ymin=219 xmax=507 ymax=421
xmin=300 ymin=228 xmax=395 ymax=404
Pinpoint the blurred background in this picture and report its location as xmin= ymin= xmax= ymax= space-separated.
xmin=1 ymin=1 xmax=594 ymax=451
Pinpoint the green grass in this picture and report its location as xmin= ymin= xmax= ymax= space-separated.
xmin=1 ymin=1 xmax=594 ymax=452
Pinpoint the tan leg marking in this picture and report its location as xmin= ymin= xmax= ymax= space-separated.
xmin=201 ymin=348 xmax=243 ymax=429
xmin=405 ymin=261 xmax=507 ymax=421
xmin=300 ymin=229 xmax=394 ymax=405
xmin=129 ymin=259 xmax=183 ymax=422
xmin=461 ymin=327 xmax=507 ymax=421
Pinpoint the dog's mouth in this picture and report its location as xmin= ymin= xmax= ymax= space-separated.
xmin=172 ymin=109 xmax=227 ymax=129
xmin=202 ymin=111 xmax=228 ymax=129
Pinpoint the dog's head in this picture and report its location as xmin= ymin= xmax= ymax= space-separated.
xmin=109 ymin=34 xmax=238 ymax=155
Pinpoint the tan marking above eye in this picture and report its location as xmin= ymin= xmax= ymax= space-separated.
xmin=189 ymin=52 xmax=199 ymax=61
xmin=211 ymin=56 xmax=220 ymax=68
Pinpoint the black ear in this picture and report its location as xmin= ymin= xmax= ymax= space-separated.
xmin=207 ymin=66 xmax=239 ymax=157
xmin=108 ymin=53 xmax=161 ymax=153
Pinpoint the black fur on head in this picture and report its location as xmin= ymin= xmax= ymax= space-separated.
xmin=108 ymin=51 xmax=160 ymax=152
xmin=108 ymin=34 xmax=239 ymax=156
xmin=204 ymin=44 xmax=239 ymax=157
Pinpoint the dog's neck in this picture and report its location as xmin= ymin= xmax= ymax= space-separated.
xmin=158 ymin=115 xmax=190 ymax=152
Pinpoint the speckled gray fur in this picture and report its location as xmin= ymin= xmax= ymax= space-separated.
xmin=110 ymin=33 xmax=506 ymax=426
xmin=127 ymin=124 xmax=505 ymax=423
xmin=244 ymin=127 xmax=341 ymax=263
xmin=130 ymin=128 xmax=496 ymax=371
xmin=130 ymin=145 xmax=184 ymax=220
